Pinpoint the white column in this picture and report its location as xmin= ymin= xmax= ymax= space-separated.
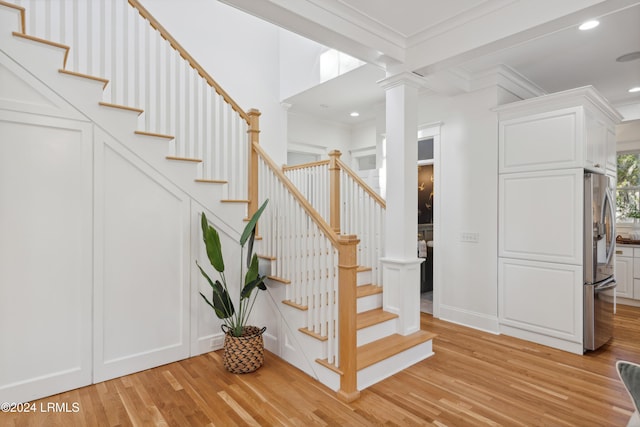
xmin=378 ymin=72 xmax=424 ymax=335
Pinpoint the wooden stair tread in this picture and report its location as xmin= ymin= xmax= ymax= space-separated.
xmin=267 ymin=275 xmax=291 ymax=284
xmin=134 ymin=130 xmax=174 ymax=140
xmin=299 ymin=327 xmax=326 ymax=341
xmin=357 ymin=330 xmax=436 ymax=370
xmin=99 ymin=101 xmax=143 ymax=115
xmin=58 ymin=69 xmax=108 ymax=88
xmin=195 ymin=178 xmax=228 ymax=184
xmin=356 ymin=284 xmax=382 ymax=298
xmin=282 ymin=300 xmax=307 ymax=310
xmin=357 ymin=266 xmax=372 ymax=272
xmin=166 ymin=156 xmax=202 ymax=163
xmin=357 ymin=308 xmax=397 ymax=330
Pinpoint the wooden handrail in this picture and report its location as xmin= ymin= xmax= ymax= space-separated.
xmin=336 ymin=158 xmax=386 ymax=209
xmin=128 ymin=0 xmax=250 ymax=124
xmin=252 ymin=142 xmax=339 ymax=247
xmin=282 ymin=159 xmax=330 ymax=171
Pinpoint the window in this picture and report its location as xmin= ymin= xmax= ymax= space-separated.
xmin=617 ymin=151 xmax=640 ymax=222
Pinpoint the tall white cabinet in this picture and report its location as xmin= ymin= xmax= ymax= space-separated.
xmin=496 ymin=87 xmax=621 ymax=354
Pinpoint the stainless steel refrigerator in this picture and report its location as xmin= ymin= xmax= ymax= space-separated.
xmin=583 ymin=172 xmax=616 ymax=351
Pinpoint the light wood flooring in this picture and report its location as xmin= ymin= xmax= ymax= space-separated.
xmin=2 ymin=305 xmax=640 ymax=426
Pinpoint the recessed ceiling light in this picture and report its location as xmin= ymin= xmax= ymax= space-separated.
xmin=579 ymin=20 xmax=599 ymax=30
xmin=350 ymin=112 xmax=360 ymax=117
xmin=629 ymin=87 xmax=640 ymax=93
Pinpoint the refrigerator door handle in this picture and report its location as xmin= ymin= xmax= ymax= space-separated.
xmin=603 ymin=187 xmax=616 ymax=266
xmin=595 ymin=278 xmax=616 ymax=291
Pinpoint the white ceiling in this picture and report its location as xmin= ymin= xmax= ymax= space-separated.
xmin=221 ymin=0 xmax=640 ymax=125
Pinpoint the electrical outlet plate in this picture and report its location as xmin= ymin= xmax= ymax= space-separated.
xmin=460 ymin=232 xmax=479 ymax=243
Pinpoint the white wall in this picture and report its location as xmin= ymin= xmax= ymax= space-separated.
xmin=287 ymin=112 xmax=353 ymax=164
xmin=139 ymin=0 xmax=287 ymax=164
xmin=279 ymin=31 xmax=325 ymax=101
xmin=418 ymin=87 xmax=503 ymax=332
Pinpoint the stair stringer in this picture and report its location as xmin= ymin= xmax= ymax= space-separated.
xmin=0 ymin=24 xmax=247 ymax=236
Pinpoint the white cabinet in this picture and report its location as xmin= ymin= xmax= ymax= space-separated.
xmin=498 ymin=258 xmax=583 ymax=353
xmin=615 ymin=246 xmax=634 ymax=298
xmin=497 ymin=87 xmax=621 ymax=175
xmin=614 ymin=245 xmax=640 ymax=304
xmin=497 ymin=86 xmax=622 ymax=354
xmin=499 ymin=169 xmax=583 ymax=265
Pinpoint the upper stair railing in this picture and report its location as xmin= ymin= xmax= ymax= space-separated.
xmin=9 ymin=0 xmax=249 ymax=201
xmin=284 ymin=151 xmax=385 ymax=287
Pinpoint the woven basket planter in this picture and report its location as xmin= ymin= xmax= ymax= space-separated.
xmin=221 ymin=325 xmax=266 ymax=374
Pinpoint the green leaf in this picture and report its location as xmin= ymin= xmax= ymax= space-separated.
xmin=245 ymin=253 xmax=259 ymax=286
xmin=241 ymin=276 xmax=266 ymax=300
xmin=210 ymin=279 xmax=235 ymax=319
xmin=240 ymin=199 xmax=268 ymax=247
xmin=201 ymin=212 xmax=224 ymax=272
xmin=196 ymin=261 xmax=215 ymax=290
xmin=246 ymin=227 xmax=255 ymax=268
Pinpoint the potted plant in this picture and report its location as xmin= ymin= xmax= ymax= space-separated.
xmin=197 ymin=199 xmax=269 ymax=373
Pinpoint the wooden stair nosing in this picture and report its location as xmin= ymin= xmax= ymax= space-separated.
xmin=134 ymin=130 xmax=175 ymax=140
xmin=298 ymin=327 xmax=327 ymax=341
xmin=282 ymin=299 xmax=307 ymax=311
xmin=356 ymin=284 xmax=383 ymax=298
xmin=99 ymin=101 xmax=144 ymax=115
xmin=357 ymin=266 xmax=373 ymax=272
xmin=58 ymin=69 xmax=109 ymax=89
xmin=356 ymin=308 xmax=398 ymax=330
xmin=267 ymin=275 xmax=290 ymax=284
xmin=165 ymin=156 xmax=202 ymax=163
xmin=257 ymin=254 xmax=276 ymax=261
xmin=357 ymin=330 xmax=436 ymax=371
xmin=315 ymin=358 xmax=343 ymax=375
xmin=316 ymin=330 xmax=436 ymax=374
xmin=195 ymin=178 xmax=228 ymax=184
xmin=13 ymin=32 xmax=70 ymax=67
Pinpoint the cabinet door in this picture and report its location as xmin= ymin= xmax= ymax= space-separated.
xmin=616 ymin=256 xmax=633 ymax=298
xmin=584 ymin=109 xmax=607 ymax=173
xmin=499 ymin=169 xmax=583 ymax=265
xmin=499 ymin=107 xmax=581 ymax=173
xmin=499 ymin=258 xmax=583 ymax=346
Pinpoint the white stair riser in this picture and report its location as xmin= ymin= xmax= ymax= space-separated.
xmin=357 ymin=318 xmax=397 ymax=346
xmin=357 ymin=340 xmax=434 ymax=391
xmin=357 ymin=293 xmax=382 ymax=313
xmin=357 ymin=269 xmax=372 ymax=286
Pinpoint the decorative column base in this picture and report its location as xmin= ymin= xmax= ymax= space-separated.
xmin=380 ymin=257 xmax=423 ymax=335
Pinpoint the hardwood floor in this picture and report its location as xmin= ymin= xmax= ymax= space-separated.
xmin=3 ymin=305 xmax=639 ymax=426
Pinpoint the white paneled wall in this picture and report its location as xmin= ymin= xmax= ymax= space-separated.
xmin=0 ymin=110 xmax=93 ymax=403
xmin=93 ymin=129 xmax=192 ymax=382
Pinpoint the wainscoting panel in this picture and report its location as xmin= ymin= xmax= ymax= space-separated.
xmin=93 ymin=129 xmax=191 ymax=382
xmin=0 ymin=111 xmax=93 ymax=403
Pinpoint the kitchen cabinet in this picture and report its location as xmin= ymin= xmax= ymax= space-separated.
xmin=615 ymin=246 xmax=634 ymax=299
xmin=496 ymin=86 xmax=622 ymax=355
xmin=498 ymin=87 xmax=620 ymax=175
xmin=615 ymin=245 xmax=640 ymax=305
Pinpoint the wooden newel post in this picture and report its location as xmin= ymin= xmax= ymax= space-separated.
xmin=337 ymin=233 xmax=360 ymax=402
xmin=329 ymin=150 xmax=342 ymax=233
xmin=247 ymin=109 xmax=261 ymax=220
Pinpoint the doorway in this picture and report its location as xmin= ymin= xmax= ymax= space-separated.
xmin=417 ymin=124 xmax=441 ymax=316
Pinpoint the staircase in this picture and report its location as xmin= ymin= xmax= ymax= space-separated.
xmin=0 ymin=0 xmax=435 ymax=403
